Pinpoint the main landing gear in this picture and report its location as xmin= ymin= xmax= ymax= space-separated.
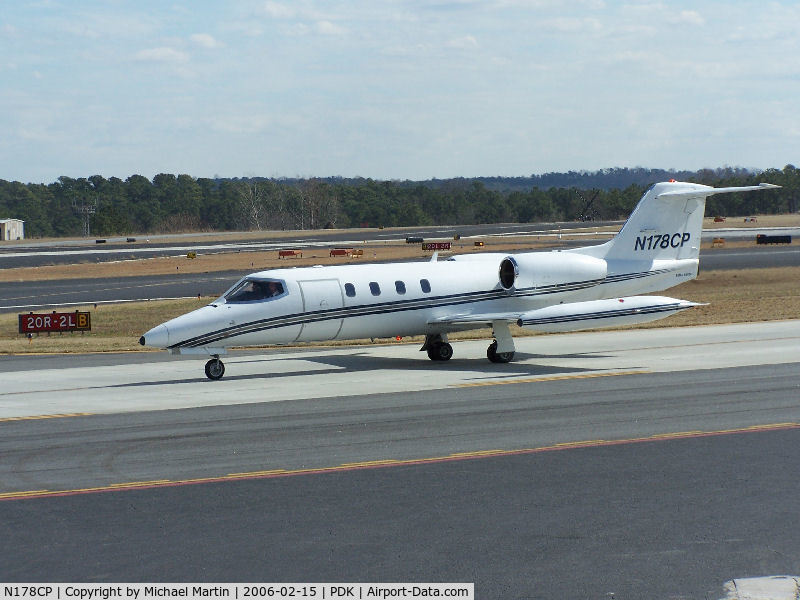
xmin=205 ymin=355 xmax=225 ymax=380
xmin=422 ymin=333 xmax=453 ymax=361
xmin=487 ymin=340 xmax=514 ymax=363
xmin=422 ymin=327 xmax=517 ymax=364
xmin=427 ymin=340 xmax=454 ymax=361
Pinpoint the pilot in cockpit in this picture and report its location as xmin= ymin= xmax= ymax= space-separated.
xmin=225 ymin=279 xmax=284 ymax=303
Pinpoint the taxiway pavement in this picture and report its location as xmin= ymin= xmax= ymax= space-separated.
xmin=2 ymin=321 xmax=800 ymax=597
xmin=1 ymin=321 xmax=800 ymax=597
xmin=1 ymin=320 xmax=798 ymax=485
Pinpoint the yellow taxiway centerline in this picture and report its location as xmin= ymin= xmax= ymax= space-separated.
xmin=455 ymin=370 xmax=649 ymax=387
xmin=0 ymin=412 xmax=93 ymax=422
xmin=2 ymin=422 xmax=798 ymax=502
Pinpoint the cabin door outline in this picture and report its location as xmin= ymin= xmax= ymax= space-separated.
xmin=295 ymin=279 xmax=344 ymax=341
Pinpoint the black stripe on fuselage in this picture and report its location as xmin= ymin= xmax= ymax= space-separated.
xmin=170 ymin=270 xmax=669 ymax=349
xmin=170 ymin=277 xmax=608 ymax=348
xmin=173 ymin=287 xmax=503 ymax=348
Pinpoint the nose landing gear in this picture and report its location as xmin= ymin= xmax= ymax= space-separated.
xmin=205 ymin=356 xmax=225 ymax=380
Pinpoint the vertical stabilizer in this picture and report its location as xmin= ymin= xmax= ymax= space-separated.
xmin=580 ymin=182 xmax=779 ymax=262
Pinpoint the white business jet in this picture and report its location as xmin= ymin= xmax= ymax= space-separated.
xmin=140 ymin=181 xmax=777 ymax=379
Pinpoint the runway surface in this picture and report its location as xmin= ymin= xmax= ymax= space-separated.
xmin=0 ymin=221 xmax=619 ymax=268
xmin=2 ymin=321 xmax=800 ymax=597
xmin=1 ymin=221 xmax=796 ymax=269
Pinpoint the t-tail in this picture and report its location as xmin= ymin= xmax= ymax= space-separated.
xmin=571 ymin=181 xmax=779 ymax=295
xmin=579 ymin=181 xmax=779 ymax=262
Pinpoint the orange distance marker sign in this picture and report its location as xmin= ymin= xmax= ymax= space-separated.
xmin=19 ymin=311 xmax=91 ymax=334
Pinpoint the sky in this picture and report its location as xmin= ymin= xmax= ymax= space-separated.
xmin=1 ymin=0 xmax=799 ymax=184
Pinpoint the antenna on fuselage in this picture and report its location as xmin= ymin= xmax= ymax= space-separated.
xmin=430 ymin=251 xmax=439 ymax=262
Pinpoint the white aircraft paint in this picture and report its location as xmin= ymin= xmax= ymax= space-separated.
xmin=139 ymin=181 xmax=779 ymax=379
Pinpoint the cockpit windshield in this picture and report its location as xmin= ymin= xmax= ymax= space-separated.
xmin=224 ymin=278 xmax=286 ymax=303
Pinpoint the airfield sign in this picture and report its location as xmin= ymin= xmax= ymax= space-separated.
xmin=19 ymin=311 xmax=92 ymax=334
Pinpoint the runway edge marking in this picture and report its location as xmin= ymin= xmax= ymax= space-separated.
xmin=2 ymin=422 xmax=799 ymax=502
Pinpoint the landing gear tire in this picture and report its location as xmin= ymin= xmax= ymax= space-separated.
xmin=427 ymin=341 xmax=453 ymax=361
xmin=205 ymin=357 xmax=225 ymax=380
xmin=487 ymin=340 xmax=514 ymax=363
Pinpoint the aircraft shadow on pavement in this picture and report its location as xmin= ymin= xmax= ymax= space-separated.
xmin=110 ymin=349 xmax=622 ymax=388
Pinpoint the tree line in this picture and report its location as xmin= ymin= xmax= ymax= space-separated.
xmin=0 ymin=166 xmax=797 ymax=238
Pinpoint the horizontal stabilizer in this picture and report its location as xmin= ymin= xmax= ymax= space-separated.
xmin=657 ymin=182 xmax=780 ymax=199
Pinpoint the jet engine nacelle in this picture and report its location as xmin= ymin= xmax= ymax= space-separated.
xmin=498 ymin=252 xmax=607 ymax=292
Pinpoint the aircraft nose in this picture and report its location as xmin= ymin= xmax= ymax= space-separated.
xmin=140 ymin=324 xmax=170 ymax=348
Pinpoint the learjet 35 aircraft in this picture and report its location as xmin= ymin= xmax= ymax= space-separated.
xmin=140 ymin=181 xmax=778 ymax=379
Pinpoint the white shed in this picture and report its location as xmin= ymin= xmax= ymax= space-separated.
xmin=0 ymin=218 xmax=25 ymax=240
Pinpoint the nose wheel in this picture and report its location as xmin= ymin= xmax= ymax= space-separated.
xmin=205 ymin=356 xmax=225 ymax=380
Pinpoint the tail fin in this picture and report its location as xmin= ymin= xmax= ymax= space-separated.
xmin=583 ymin=181 xmax=779 ymax=262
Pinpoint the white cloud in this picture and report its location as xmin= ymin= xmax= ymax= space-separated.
xmin=190 ymin=33 xmax=223 ymax=49
xmin=287 ymin=22 xmax=311 ymax=36
xmin=315 ymin=20 xmax=347 ymax=36
xmin=541 ymin=16 xmax=603 ymax=34
xmin=208 ymin=112 xmax=274 ymax=135
xmin=262 ymin=1 xmax=296 ymax=19
xmin=134 ymin=47 xmax=189 ymax=63
xmin=670 ymin=10 xmax=705 ymax=26
xmin=446 ymin=35 xmax=478 ymax=49
xmin=259 ymin=1 xmax=331 ymax=22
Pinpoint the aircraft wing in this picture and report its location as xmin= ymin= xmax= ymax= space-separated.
xmin=428 ymin=296 xmax=703 ymax=332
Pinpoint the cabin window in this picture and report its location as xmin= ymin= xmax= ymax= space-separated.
xmin=420 ymin=279 xmax=431 ymax=293
xmin=225 ymin=278 xmax=285 ymax=303
xmin=369 ymin=282 xmax=381 ymax=296
xmin=344 ymin=283 xmax=356 ymax=297
xmin=395 ymin=280 xmax=406 ymax=295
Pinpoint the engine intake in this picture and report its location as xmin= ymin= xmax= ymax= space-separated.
xmin=499 ymin=257 xmax=518 ymax=290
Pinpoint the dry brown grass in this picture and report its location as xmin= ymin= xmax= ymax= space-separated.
xmin=1 ymin=297 xmax=209 ymax=354
xmin=641 ymin=267 xmax=800 ymax=327
xmin=703 ymin=214 xmax=800 ymax=228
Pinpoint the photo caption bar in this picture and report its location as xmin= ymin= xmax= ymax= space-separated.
xmin=0 ymin=584 xmax=474 ymax=600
